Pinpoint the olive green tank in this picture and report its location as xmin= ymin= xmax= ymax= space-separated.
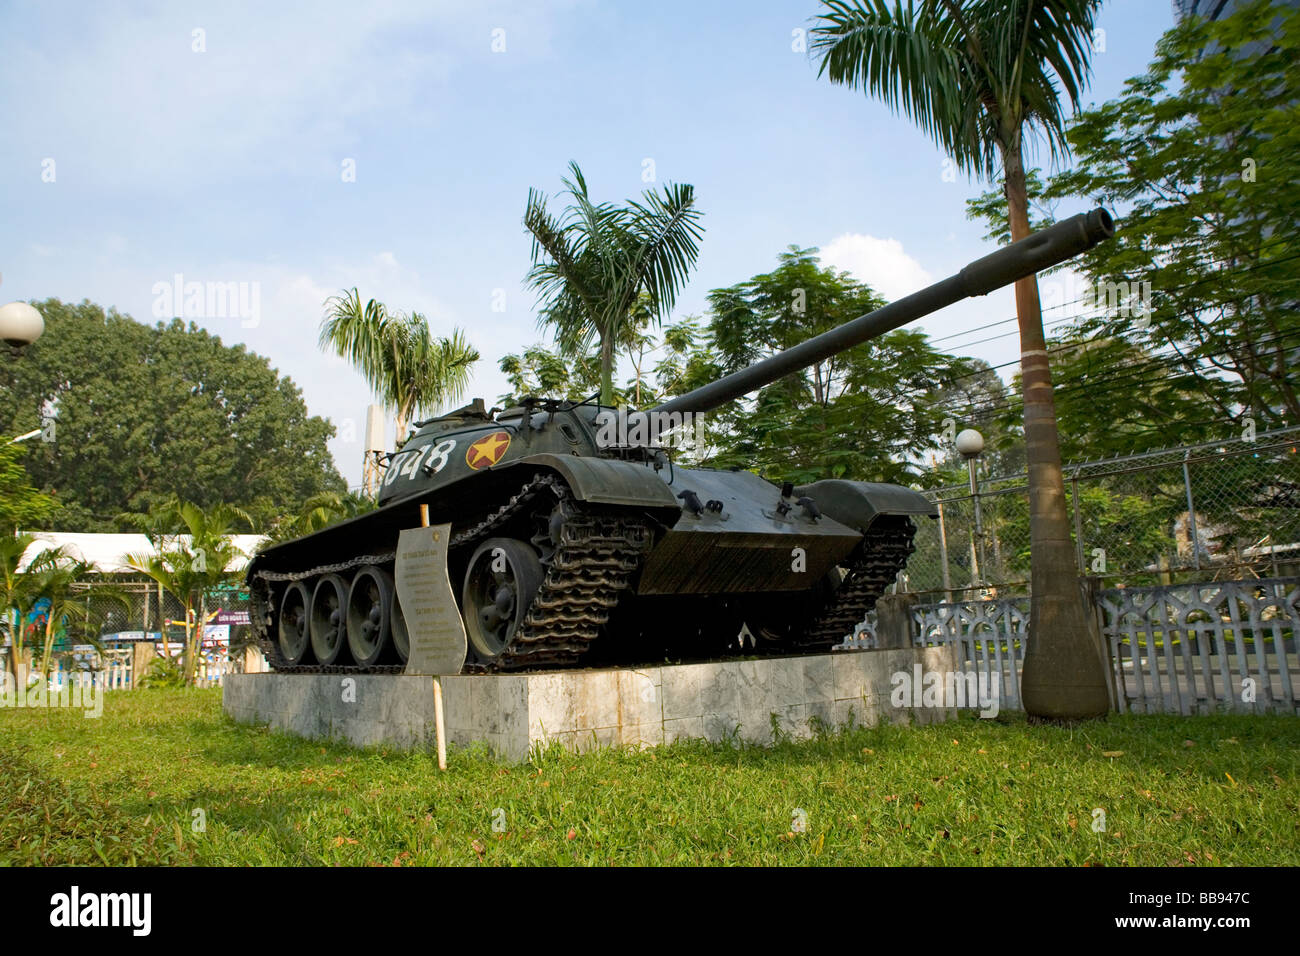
xmin=248 ymin=209 xmax=1114 ymax=672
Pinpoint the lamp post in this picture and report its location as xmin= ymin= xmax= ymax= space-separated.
xmin=0 ymin=302 xmax=44 ymax=353
xmin=956 ymin=428 xmax=986 ymax=590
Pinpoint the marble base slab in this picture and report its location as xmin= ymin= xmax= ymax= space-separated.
xmin=222 ymin=645 xmax=959 ymax=762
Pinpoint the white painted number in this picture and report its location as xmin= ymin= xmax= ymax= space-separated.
xmin=384 ymin=440 xmax=457 ymax=486
xmin=422 ymin=440 xmax=455 ymax=477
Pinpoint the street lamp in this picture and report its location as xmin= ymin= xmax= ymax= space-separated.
xmin=956 ymin=428 xmax=986 ymax=589
xmin=0 ymin=302 xmax=44 ymax=352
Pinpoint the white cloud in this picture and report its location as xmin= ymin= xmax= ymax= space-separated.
xmin=820 ymin=233 xmax=933 ymax=301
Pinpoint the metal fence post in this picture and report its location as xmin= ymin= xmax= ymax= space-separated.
xmin=1071 ymin=470 xmax=1085 ymax=574
xmin=1182 ymin=449 xmax=1201 ymax=570
xmin=936 ymin=498 xmax=953 ymax=602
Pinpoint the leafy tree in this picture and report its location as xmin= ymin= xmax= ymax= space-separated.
xmin=1 ymin=533 xmax=50 ymax=681
xmin=125 ymin=500 xmax=251 ymax=685
xmin=998 ymin=335 xmax=1215 ymax=462
xmin=698 ymin=248 xmax=963 ymax=483
xmin=523 ymin=161 xmax=705 ymax=404
xmin=319 ymin=289 xmax=480 ymax=443
xmin=1043 ymin=0 xmax=1300 ymax=433
xmin=261 ymin=490 xmax=378 ymax=545
xmin=28 ymin=556 xmax=126 ymax=681
xmin=813 ymin=0 xmax=1111 ymax=720
xmin=498 ymin=343 xmax=604 ymax=406
xmin=0 ymin=300 xmax=345 ymax=532
xmin=0 ymin=442 xmax=56 ymax=533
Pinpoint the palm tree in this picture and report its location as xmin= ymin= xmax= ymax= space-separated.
xmin=261 ymin=490 xmax=378 ymax=546
xmin=29 ymin=556 xmax=124 ymax=683
xmin=126 ymin=500 xmax=251 ymax=685
xmin=523 ymin=161 xmax=705 ymax=405
xmin=812 ymin=0 xmax=1110 ymax=720
xmin=319 ymin=290 xmax=480 ymax=443
xmin=1 ymin=532 xmax=45 ymax=682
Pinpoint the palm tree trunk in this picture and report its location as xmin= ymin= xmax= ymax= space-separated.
xmin=41 ymin=613 xmax=55 ymax=681
xmin=1004 ymin=142 xmax=1110 ymax=721
xmin=8 ymin=608 xmax=19 ymax=683
xmin=599 ymin=336 xmax=616 ymax=406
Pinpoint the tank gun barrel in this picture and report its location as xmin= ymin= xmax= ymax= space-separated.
xmin=652 ymin=208 xmax=1114 ymax=416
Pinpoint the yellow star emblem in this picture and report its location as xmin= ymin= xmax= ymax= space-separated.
xmin=466 ymin=431 xmax=511 ymax=470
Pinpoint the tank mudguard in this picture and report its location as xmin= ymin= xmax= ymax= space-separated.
xmin=499 ymin=454 xmax=682 ymax=510
xmin=793 ymin=479 xmax=937 ymax=533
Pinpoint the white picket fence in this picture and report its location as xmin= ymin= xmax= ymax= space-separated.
xmin=42 ymin=657 xmax=237 ymax=690
xmin=1099 ymin=578 xmax=1300 ymax=716
xmin=910 ymin=598 xmax=1028 ymax=712
xmin=876 ymin=577 xmax=1300 ymax=716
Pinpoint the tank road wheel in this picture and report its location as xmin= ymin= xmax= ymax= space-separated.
xmin=462 ymin=537 xmax=543 ymax=663
xmin=391 ymin=594 xmax=410 ymax=665
xmin=347 ymin=565 xmax=396 ymax=666
xmin=277 ymin=582 xmax=313 ymax=665
xmin=309 ymin=574 xmax=351 ymax=666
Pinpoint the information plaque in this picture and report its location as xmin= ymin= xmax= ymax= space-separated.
xmin=394 ymin=523 xmax=467 ymax=675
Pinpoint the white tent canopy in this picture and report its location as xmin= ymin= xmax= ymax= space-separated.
xmin=17 ymin=532 xmax=266 ymax=574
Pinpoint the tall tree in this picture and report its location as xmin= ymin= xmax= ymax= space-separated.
xmin=701 ymin=247 xmax=960 ymax=482
xmin=1 ymin=533 xmax=50 ymax=681
xmin=1042 ymin=0 xmax=1300 ymax=432
xmin=0 ymin=442 xmax=56 ymax=534
xmin=126 ymin=500 xmax=251 ymax=685
xmin=813 ymin=0 xmax=1111 ymax=720
xmin=28 ymin=555 xmax=119 ymax=681
xmin=0 ymin=300 xmax=345 ymax=531
xmin=319 ymin=289 xmax=480 ymax=446
xmin=523 ymin=161 xmax=705 ymax=405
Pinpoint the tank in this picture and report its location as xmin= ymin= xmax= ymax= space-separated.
xmin=248 ymin=209 xmax=1114 ymax=672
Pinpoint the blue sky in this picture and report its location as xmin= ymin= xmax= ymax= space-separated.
xmin=1 ymin=0 xmax=1178 ymax=487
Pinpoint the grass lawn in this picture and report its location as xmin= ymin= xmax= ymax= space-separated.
xmin=1 ymin=688 xmax=1296 ymax=866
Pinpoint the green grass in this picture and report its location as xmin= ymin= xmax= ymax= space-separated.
xmin=1 ymin=688 xmax=1297 ymax=866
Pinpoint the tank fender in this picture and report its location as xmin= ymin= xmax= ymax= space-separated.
xmin=498 ymin=454 xmax=682 ymax=511
xmin=793 ymin=479 xmax=937 ymax=532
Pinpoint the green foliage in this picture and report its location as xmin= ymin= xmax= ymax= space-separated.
xmin=994 ymin=334 xmax=1216 ymax=462
xmin=261 ymin=491 xmax=379 ymax=546
xmin=319 ymin=289 xmax=480 ymax=440
xmin=0 ymin=299 xmax=345 ymax=532
xmin=498 ymin=343 xmax=604 ymax=406
xmin=124 ymin=498 xmax=250 ymax=685
xmin=686 ymin=248 xmax=973 ymax=483
xmin=0 ymin=442 xmax=56 ymax=534
xmin=25 ymin=555 xmax=117 ymax=679
xmin=812 ymin=0 xmax=1103 ymax=180
xmin=2 ymin=693 xmax=1297 ymax=865
xmin=134 ymin=655 xmax=187 ymax=690
xmin=523 ymin=161 xmax=705 ymax=404
xmin=1044 ymin=0 xmax=1300 ymax=433
xmin=966 ymin=1 xmax=1300 ymax=446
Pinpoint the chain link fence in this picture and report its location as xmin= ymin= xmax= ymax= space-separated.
xmin=2 ymin=580 xmax=258 ymax=671
xmin=900 ymin=426 xmax=1300 ymax=598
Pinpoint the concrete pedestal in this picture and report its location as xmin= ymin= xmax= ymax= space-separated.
xmin=222 ymin=645 xmax=958 ymax=761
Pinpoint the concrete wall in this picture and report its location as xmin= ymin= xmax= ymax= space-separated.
xmin=223 ymin=645 xmax=959 ymax=762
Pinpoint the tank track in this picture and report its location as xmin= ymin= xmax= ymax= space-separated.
xmin=784 ymin=517 xmax=917 ymax=652
xmin=251 ymin=473 xmax=654 ymax=674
